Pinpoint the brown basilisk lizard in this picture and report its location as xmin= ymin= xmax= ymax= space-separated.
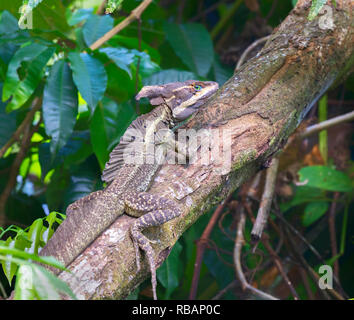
xmin=39 ymin=80 xmax=219 ymax=299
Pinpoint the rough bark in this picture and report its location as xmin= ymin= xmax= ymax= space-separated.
xmin=57 ymin=0 xmax=353 ymax=299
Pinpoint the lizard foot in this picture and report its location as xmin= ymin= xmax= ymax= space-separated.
xmin=131 ymin=224 xmax=158 ymax=300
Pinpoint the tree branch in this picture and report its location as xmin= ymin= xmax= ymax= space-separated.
xmin=54 ymin=0 xmax=353 ymax=299
xmin=89 ymin=0 xmax=153 ymax=51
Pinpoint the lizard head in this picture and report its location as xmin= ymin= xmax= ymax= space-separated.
xmin=135 ymin=80 xmax=219 ymax=121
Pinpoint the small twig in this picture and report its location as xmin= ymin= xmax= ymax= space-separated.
xmin=189 ymin=193 xmax=233 ymax=300
xmin=265 ymin=0 xmax=278 ymax=21
xmin=262 ymin=236 xmax=300 ymax=300
xmin=212 ymin=280 xmax=237 ymax=300
xmin=235 ymin=35 xmax=271 ymax=71
xmin=274 ymin=201 xmax=347 ymax=298
xmin=328 ymin=192 xmax=340 ymax=278
xmin=190 ymin=0 xmax=225 ymax=22
xmin=300 ymin=110 xmax=354 ymax=139
xmin=89 ymin=0 xmax=153 ymax=51
xmin=0 ymin=97 xmax=41 ymax=158
xmin=284 ymin=227 xmax=331 ymax=300
xmin=233 ymin=209 xmax=279 ymax=300
xmin=298 ymin=266 xmax=315 ymax=300
xmin=251 ymin=157 xmax=279 ymax=242
xmin=289 ymin=233 xmax=344 ymax=300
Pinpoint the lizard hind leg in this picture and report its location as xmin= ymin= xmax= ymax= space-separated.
xmin=126 ymin=193 xmax=182 ymax=300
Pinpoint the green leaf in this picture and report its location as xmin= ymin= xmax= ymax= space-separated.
xmin=3 ymin=43 xmax=55 ymax=111
xmin=68 ymin=52 xmax=107 ymax=114
xmin=108 ymin=35 xmax=160 ymax=63
xmin=279 ymin=185 xmax=326 ymax=212
xmin=90 ymin=97 xmax=135 ymax=168
xmin=302 ymin=202 xmax=329 ymax=227
xmin=164 ymin=23 xmax=214 ymax=77
xmin=106 ymin=101 xmax=136 ymax=150
xmin=143 ymin=69 xmax=198 ymax=85
xmin=298 ymin=166 xmax=353 ymax=192
xmin=99 ymin=47 xmax=135 ymax=78
xmin=42 ymin=212 xmax=64 ymax=244
xmin=14 ymin=263 xmax=76 ymax=300
xmin=26 ymin=219 xmax=44 ymax=255
xmin=157 ymin=241 xmax=182 ymax=299
xmin=67 ymin=8 xmax=94 ymax=26
xmin=31 ymin=0 xmax=70 ymax=34
xmin=82 ymin=14 xmax=114 ymax=47
xmin=318 ymin=95 xmax=328 ymax=164
xmin=0 ymin=245 xmax=66 ymax=270
xmin=39 ymin=131 xmax=92 ymax=179
xmin=1 ymin=237 xmax=18 ymax=284
xmin=308 ymin=0 xmax=327 ymax=21
xmin=43 ymin=60 xmax=78 ymax=156
xmin=63 ymin=159 xmax=100 ymax=209
xmin=0 ymin=10 xmax=19 ymax=35
xmin=0 ymin=83 xmax=16 ymax=148
xmin=0 ymin=11 xmax=28 ymax=74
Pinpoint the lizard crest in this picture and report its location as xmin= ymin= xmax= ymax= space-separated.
xmin=102 ymin=80 xmax=218 ymax=183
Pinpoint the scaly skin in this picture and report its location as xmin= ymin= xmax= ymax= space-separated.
xmin=39 ymin=80 xmax=219 ymax=300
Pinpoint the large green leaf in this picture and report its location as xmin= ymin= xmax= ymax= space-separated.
xmin=31 ymin=0 xmax=70 ymax=34
xmin=82 ymin=14 xmax=114 ymax=47
xmin=164 ymin=23 xmax=214 ymax=77
xmin=90 ymin=98 xmax=135 ymax=168
xmin=0 ymin=10 xmax=19 ymax=35
xmin=0 ymin=11 xmax=27 ymax=76
xmin=63 ymin=158 xmax=101 ymax=209
xmin=68 ymin=52 xmax=107 ymax=114
xmin=143 ymin=69 xmax=198 ymax=85
xmin=108 ymin=35 xmax=160 ymax=63
xmin=99 ymin=47 xmax=135 ymax=78
xmin=157 ymin=241 xmax=182 ymax=299
xmin=3 ymin=43 xmax=55 ymax=111
xmin=67 ymin=8 xmax=94 ymax=26
xmin=38 ymin=131 xmax=92 ymax=179
xmin=298 ymin=166 xmax=353 ymax=192
xmin=43 ymin=60 xmax=78 ymax=156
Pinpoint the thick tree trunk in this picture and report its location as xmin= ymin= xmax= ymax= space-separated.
xmin=58 ymin=0 xmax=353 ymax=299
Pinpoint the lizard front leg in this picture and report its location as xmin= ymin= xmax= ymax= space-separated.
xmin=124 ymin=192 xmax=182 ymax=300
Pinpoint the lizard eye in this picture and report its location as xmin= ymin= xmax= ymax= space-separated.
xmin=194 ymin=85 xmax=202 ymax=91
